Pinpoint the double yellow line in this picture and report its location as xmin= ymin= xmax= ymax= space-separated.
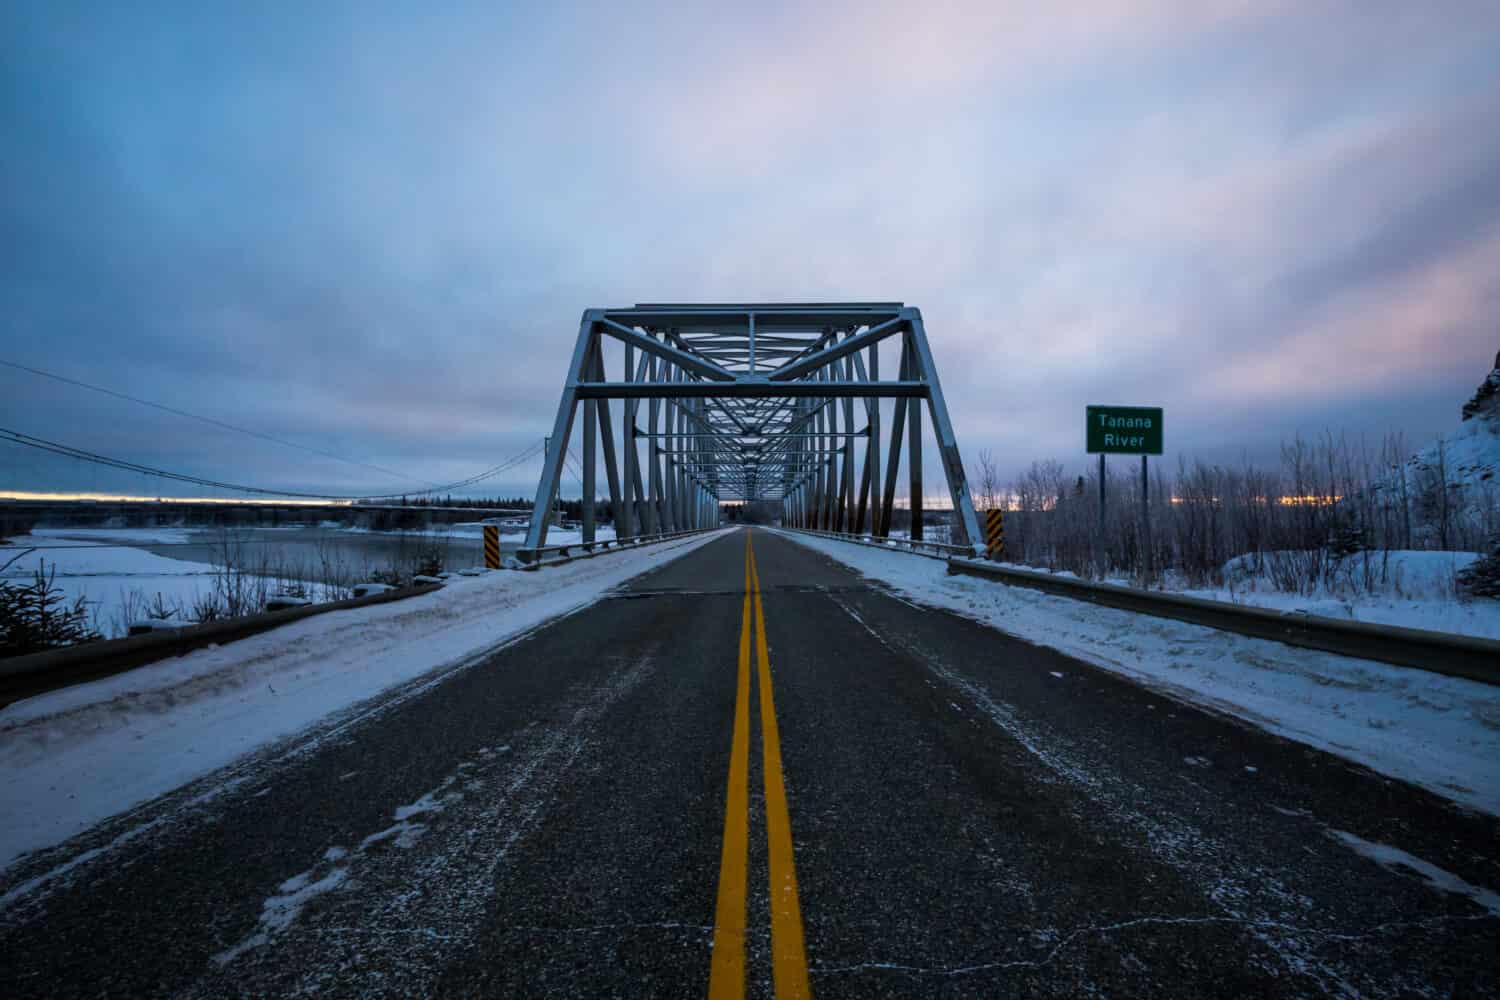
xmin=708 ymin=533 xmax=812 ymax=999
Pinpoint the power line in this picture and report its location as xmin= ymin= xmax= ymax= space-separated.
xmin=0 ymin=358 xmax=441 ymax=487
xmin=0 ymin=426 xmax=545 ymax=500
xmin=565 ymin=447 xmax=596 ymax=498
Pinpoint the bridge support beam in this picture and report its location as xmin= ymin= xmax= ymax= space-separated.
xmin=522 ymin=304 xmax=982 ymax=556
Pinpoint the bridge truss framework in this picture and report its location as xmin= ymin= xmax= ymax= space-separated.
xmin=522 ymin=302 xmax=982 ymax=556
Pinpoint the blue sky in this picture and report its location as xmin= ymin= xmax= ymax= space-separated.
xmin=3 ymin=1 xmax=1498 ymax=500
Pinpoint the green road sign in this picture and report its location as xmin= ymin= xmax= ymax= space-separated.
xmin=1087 ymin=405 xmax=1163 ymax=455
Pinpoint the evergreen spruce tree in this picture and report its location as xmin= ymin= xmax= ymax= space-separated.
xmin=0 ymin=565 xmax=102 ymax=657
xmin=1328 ymin=513 xmax=1369 ymax=558
xmin=1457 ymin=539 xmax=1500 ymax=599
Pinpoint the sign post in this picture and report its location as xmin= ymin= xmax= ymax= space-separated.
xmin=1086 ymin=406 xmax=1163 ymax=580
xmin=1141 ymin=454 xmax=1150 ymax=580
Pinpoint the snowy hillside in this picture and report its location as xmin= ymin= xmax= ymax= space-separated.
xmin=1371 ymin=351 xmax=1500 ymax=548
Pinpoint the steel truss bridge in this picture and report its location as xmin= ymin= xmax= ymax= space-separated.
xmin=522 ymin=302 xmax=982 ymax=556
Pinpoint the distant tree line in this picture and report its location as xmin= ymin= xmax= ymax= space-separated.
xmin=972 ymin=430 xmax=1499 ymax=595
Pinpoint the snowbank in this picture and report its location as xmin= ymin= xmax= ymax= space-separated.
xmin=778 ymin=531 xmax=1500 ymax=817
xmin=996 ymin=549 xmax=1500 ymax=640
xmin=0 ymin=529 xmax=730 ymax=871
xmin=1184 ymin=550 xmax=1499 ymax=640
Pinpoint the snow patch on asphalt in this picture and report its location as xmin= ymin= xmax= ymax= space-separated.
xmin=200 ymin=651 xmax=657 ymax=992
xmin=0 ymin=530 xmax=730 ymax=873
xmin=785 ymin=531 xmax=1500 ymax=816
xmin=1329 ymin=829 xmax=1500 ymax=916
xmin=214 ymin=868 xmax=351 ymax=965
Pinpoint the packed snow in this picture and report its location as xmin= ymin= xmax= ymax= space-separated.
xmin=1180 ymin=549 xmax=1498 ymax=639
xmin=991 ymin=549 xmax=1500 ymax=640
xmin=0 ymin=529 xmax=729 ymax=871
xmin=777 ymin=531 xmax=1500 ymax=817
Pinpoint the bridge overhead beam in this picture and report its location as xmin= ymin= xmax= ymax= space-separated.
xmin=574 ymin=382 xmax=927 ymax=399
xmin=523 ymin=304 xmax=983 ymax=553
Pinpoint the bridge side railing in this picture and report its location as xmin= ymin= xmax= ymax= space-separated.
xmin=512 ymin=526 xmax=721 ymax=569
xmin=774 ymin=526 xmax=983 ymax=560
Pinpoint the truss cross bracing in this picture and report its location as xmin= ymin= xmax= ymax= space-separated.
xmin=523 ymin=303 xmax=982 ymax=555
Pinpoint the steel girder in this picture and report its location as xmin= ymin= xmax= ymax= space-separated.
xmin=522 ymin=303 xmax=982 ymax=554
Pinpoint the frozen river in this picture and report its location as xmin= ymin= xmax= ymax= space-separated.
xmin=3 ymin=524 xmax=586 ymax=637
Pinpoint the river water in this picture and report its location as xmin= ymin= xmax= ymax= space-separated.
xmin=131 ymin=526 xmax=497 ymax=575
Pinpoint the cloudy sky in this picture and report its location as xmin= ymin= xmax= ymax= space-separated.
xmin=3 ymin=1 xmax=1498 ymax=501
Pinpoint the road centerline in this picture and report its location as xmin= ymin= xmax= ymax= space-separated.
xmin=750 ymin=536 xmax=813 ymax=999
xmin=708 ymin=532 xmax=814 ymax=999
xmin=707 ymin=535 xmax=755 ymax=998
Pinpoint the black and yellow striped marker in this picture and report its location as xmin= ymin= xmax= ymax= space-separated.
xmin=984 ymin=509 xmax=1004 ymax=560
xmin=483 ymin=525 xmax=500 ymax=569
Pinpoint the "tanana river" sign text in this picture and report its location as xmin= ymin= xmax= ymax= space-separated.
xmin=1086 ymin=405 xmax=1163 ymax=455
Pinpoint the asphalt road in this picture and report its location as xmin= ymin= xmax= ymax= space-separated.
xmin=1 ymin=528 xmax=1496 ymax=997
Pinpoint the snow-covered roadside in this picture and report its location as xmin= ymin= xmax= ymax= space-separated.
xmin=776 ymin=531 xmax=1500 ymax=817
xmin=1180 ymin=550 xmax=1498 ymax=640
xmin=0 ymin=529 xmax=732 ymax=871
xmin=990 ymin=549 xmax=1499 ymax=640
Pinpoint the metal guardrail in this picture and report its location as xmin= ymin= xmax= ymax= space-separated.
xmin=0 ymin=583 xmax=444 ymax=708
xmin=775 ymin=527 xmax=982 ymax=560
xmin=512 ymin=527 xmax=720 ymax=569
xmin=776 ymin=528 xmax=1499 ymax=686
xmin=948 ymin=558 xmax=1500 ymax=686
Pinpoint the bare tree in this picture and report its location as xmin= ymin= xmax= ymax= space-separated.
xmin=974 ymin=449 xmax=1002 ymax=513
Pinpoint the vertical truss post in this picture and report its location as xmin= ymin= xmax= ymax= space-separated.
xmin=582 ymin=393 xmax=597 ymax=544
xmin=663 ymin=371 xmax=676 ymax=532
xmin=841 ymin=352 xmax=856 ymax=532
xmin=812 ymin=390 xmax=825 ymax=528
xmin=620 ymin=343 xmax=636 ymax=540
xmin=626 ymin=348 xmax=651 ymax=536
xmin=647 ymin=354 xmax=663 ymax=532
xmin=828 ymin=374 xmax=840 ymax=530
xmin=675 ymin=370 xmax=687 ymax=530
xmin=869 ymin=342 xmax=880 ymax=534
xmin=852 ymin=346 xmax=877 ymax=534
xmin=909 ymin=330 xmax=924 ymax=542
xmin=826 ymin=360 xmax=839 ymax=532
xmin=677 ymin=405 xmax=688 ymax=528
xmin=592 ymin=350 xmax=623 ymax=535
xmin=878 ymin=345 xmax=909 ymax=537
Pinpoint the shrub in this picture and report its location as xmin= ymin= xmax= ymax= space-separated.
xmin=0 ymin=565 xmax=102 ymax=658
xmin=1457 ymin=542 xmax=1500 ymax=599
